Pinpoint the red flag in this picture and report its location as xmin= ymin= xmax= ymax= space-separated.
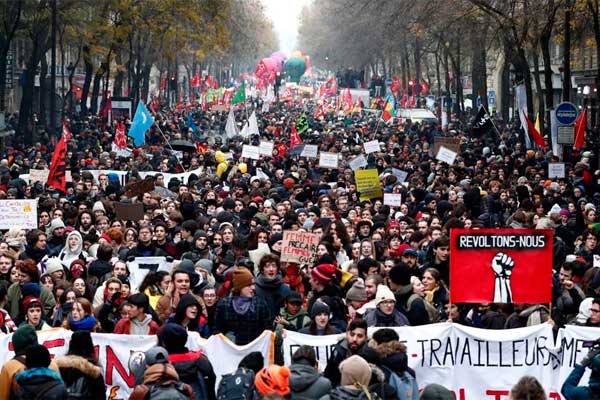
xmin=47 ymin=135 xmax=68 ymax=192
xmin=290 ymin=127 xmax=302 ymax=149
xmin=574 ymin=108 xmax=587 ymax=149
xmin=98 ymin=92 xmax=111 ymax=118
xmin=205 ymin=75 xmax=213 ymax=88
xmin=160 ymin=74 xmax=167 ymax=92
xmin=390 ymin=76 xmax=401 ymax=94
xmin=420 ymin=81 xmax=429 ymax=96
xmin=114 ymin=122 xmax=127 ymax=149
xmin=407 ymin=93 xmax=415 ymax=108
xmin=62 ymin=121 xmax=73 ymax=142
xmin=201 ymin=94 xmax=207 ymax=111
xmin=191 ymin=73 xmax=200 ymax=88
xmin=212 ymin=79 xmax=219 ymax=89
xmin=319 ymin=84 xmax=326 ymax=98
xmin=326 ymin=77 xmax=337 ymax=95
xmin=314 ymin=104 xmax=325 ymax=119
xmin=522 ymin=110 xmax=546 ymax=148
xmin=400 ymin=91 xmax=407 ymax=108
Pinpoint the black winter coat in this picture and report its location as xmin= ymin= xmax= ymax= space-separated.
xmin=54 ymin=355 xmax=106 ymax=400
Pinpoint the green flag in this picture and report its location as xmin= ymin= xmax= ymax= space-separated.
xmin=296 ymin=113 xmax=308 ymax=134
xmin=231 ymin=81 xmax=246 ymax=105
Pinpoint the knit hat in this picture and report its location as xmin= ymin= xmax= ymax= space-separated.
xmin=375 ymin=285 xmax=396 ymax=306
xmin=21 ymin=283 xmax=41 ymax=299
xmin=420 ymin=383 xmax=454 ymax=400
xmin=311 ymin=263 xmax=337 ymax=284
xmin=233 ymin=267 xmax=254 ymax=293
xmin=22 ymin=296 xmax=43 ymax=311
xmin=158 ymin=323 xmax=188 ymax=354
xmin=45 ymin=257 xmax=63 ymax=276
xmin=310 ymin=301 xmax=330 ymax=319
xmin=345 ymin=281 xmax=368 ymax=302
xmin=339 ymin=355 xmax=371 ymax=387
xmin=195 ymin=259 xmax=214 ymax=273
xmin=70 ymin=259 xmax=87 ymax=278
xmin=268 ymin=233 xmax=283 ymax=249
xmin=25 ymin=344 xmax=51 ymax=369
xmin=12 ymin=325 xmax=38 ymax=354
xmin=255 ymin=365 xmax=291 ymax=395
xmin=92 ymin=201 xmax=106 ymax=213
xmin=49 ymin=218 xmax=65 ymax=232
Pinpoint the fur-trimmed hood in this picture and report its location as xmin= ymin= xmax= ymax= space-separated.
xmin=54 ymin=355 xmax=102 ymax=378
xmin=368 ymin=339 xmax=407 ymax=357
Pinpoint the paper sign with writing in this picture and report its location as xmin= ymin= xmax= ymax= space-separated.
xmin=355 ymin=169 xmax=383 ymax=201
xmin=242 ymin=145 xmax=260 ymax=160
xmin=391 ymin=168 xmax=408 ymax=183
xmin=259 ymin=141 xmax=274 ymax=156
xmin=363 ymin=139 xmax=380 ymax=154
xmin=300 ymin=144 xmax=318 ymax=158
xmin=349 ymin=155 xmax=368 ymax=170
xmin=319 ymin=152 xmax=339 ymax=169
xmin=29 ymin=169 xmax=49 ymax=184
xmin=281 ymin=231 xmax=320 ymax=265
xmin=436 ymin=145 xmax=457 ymax=165
xmin=548 ymin=163 xmax=565 ymax=179
xmin=384 ymin=193 xmax=402 ymax=207
xmin=0 ymin=200 xmax=37 ymax=229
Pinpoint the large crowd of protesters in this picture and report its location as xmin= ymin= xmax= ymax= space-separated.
xmin=0 ymin=92 xmax=598 ymax=399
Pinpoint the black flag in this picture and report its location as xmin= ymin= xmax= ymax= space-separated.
xmin=471 ymin=105 xmax=494 ymax=137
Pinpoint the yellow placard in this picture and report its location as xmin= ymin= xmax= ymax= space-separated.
xmin=354 ymin=169 xmax=383 ymax=201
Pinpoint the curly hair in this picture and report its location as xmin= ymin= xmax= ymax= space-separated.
xmin=510 ymin=376 xmax=545 ymax=400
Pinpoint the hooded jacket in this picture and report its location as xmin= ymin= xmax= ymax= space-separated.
xmin=113 ymin=314 xmax=159 ymax=335
xmin=15 ymin=367 xmax=68 ymax=400
xmin=166 ymin=294 xmax=210 ymax=337
xmin=168 ymin=351 xmax=216 ymax=400
xmin=54 ymin=355 xmax=106 ymax=399
xmin=58 ymin=231 xmax=87 ymax=269
xmin=129 ymin=363 xmax=195 ymax=400
xmin=290 ymin=362 xmax=332 ymax=400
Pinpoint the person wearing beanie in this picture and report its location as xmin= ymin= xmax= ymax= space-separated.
xmin=181 ymin=229 xmax=215 ymax=266
xmin=255 ymin=364 xmax=291 ymax=396
xmin=268 ymin=233 xmax=283 ymax=256
xmin=299 ymin=300 xmax=340 ymax=336
xmin=363 ymin=285 xmax=409 ymax=327
xmin=21 ymin=229 xmax=49 ymax=265
xmin=45 ymin=218 xmax=67 ymax=255
xmin=324 ymin=355 xmax=374 ymax=399
xmin=345 ymin=280 xmax=368 ymax=319
xmin=389 ymin=262 xmax=431 ymax=326
xmin=113 ymin=293 xmax=160 ymax=335
xmin=20 ymin=296 xmax=51 ymax=331
xmin=7 ymin=260 xmax=56 ymax=323
xmin=43 ymin=256 xmax=66 ymax=281
xmin=214 ymin=267 xmax=271 ymax=345
xmin=14 ymin=344 xmax=68 ymax=399
xmin=54 ymin=330 xmax=106 ymax=399
xmin=420 ymin=383 xmax=454 ymax=400
xmin=158 ymin=323 xmax=217 ymax=400
xmin=0 ymin=325 xmax=44 ymax=399
xmin=307 ymin=259 xmax=345 ymax=324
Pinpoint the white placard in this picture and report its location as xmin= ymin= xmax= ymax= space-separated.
xmin=391 ymin=168 xmax=408 ymax=183
xmin=383 ymin=193 xmax=402 ymax=207
xmin=29 ymin=169 xmax=49 ymax=184
xmin=435 ymin=145 xmax=457 ymax=165
xmin=241 ymin=144 xmax=260 ymax=160
xmin=319 ymin=152 xmax=339 ymax=169
xmin=259 ymin=141 xmax=274 ymax=156
xmin=594 ymin=255 xmax=600 ymax=269
xmin=300 ymin=144 xmax=318 ymax=158
xmin=0 ymin=199 xmax=38 ymax=229
xmin=349 ymin=155 xmax=368 ymax=171
xmin=548 ymin=162 xmax=565 ymax=179
xmin=363 ymin=139 xmax=380 ymax=154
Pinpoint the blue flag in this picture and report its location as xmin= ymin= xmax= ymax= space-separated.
xmin=129 ymin=101 xmax=154 ymax=147
xmin=187 ymin=113 xmax=198 ymax=134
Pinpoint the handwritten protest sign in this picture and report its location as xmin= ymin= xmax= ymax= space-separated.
xmin=363 ymin=140 xmax=380 ymax=154
xmin=0 ymin=200 xmax=37 ymax=229
xmin=436 ymin=145 xmax=457 ymax=165
xmin=29 ymin=169 xmax=49 ymax=184
xmin=548 ymin=163 xmax=565 ymax=179
xmin=349 ymin=154 xmax=368 ymax=170
xmin=242 ymin=145 xmax=260 ymax=160
xmin=300 ymin=144 xmax=318 ymax=158
xmin=124 ymin=177 xmax=155 ymax=198
xmin=281 ymin=231 xmax=320 ymax=264
xmin=383 ymin=193 xmax=402 ymax=207
xmin=319 ymin=152 xmax=339 ymax=169
xmin=259 ymin=141 xmax=274 ymax=156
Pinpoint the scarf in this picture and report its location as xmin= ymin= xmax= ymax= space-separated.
xmin=425 ymin=286 xmax=439 ymax=305
xmin=256 ymin=274 xmax=283 ymax=290
xmin=69 ymin=315 xmax=97 ymax=331
xmin=232 ymin=296 xmax=255 ymax=315
xmin=375 ymin=308 xmax=396 ymax=326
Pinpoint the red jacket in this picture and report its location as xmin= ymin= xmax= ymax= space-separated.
xmin=113 ymin=316 xmax=159 ymax=335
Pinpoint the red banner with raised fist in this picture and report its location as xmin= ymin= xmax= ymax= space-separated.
xmin=450 ymin=229 xmax=553 ymax=304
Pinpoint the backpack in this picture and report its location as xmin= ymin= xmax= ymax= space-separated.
xmin=406 ymin=294 xmax=439 ymax=323
xmin=216 ymin=367 xmax=256 ymax=400
xmin=145 ymin=381 xmax=189 ymax=400
xmin=381 ymin=366 xmax=418 ymax=400
xmin=65 ymin=376 xmax=88 ymax=399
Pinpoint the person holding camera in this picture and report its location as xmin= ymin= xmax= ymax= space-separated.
xmin=562 ymin=342 xmax=600 ymax=399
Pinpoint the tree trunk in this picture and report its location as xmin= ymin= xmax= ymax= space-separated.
xmin=81 ymin=45 xmax=93 ymax=114
xmin=90 ymin=65 xmax=104 ymax=115
xmin=588 ymin=0 xmax=600 ymax=126
xmin=18 ymin=52 xmax=39 ymax=145
xmin=403 ymin=42 xmax=411 ymax=83
xmin=400 ymin=46 xmax=407 ymax=88
xmin=141 ymin=63 xmax=152 ymax=103
xmin=532 ymin=44 xmax=545 ymax=129
xmin=114 ymin=50 xmax=125 ymax=96
xmin=414 ymin=36 xmax=422 ymax=96
xmin=540 ymin=30 xmax=554 ymax=123
xmin=0 ymin=47 xmax=8 ymax=113
xmin=471 ymin=28 xmax=488 ymax=114
xmin=435 ymin=50 xmax=441 ymax=96
xmin=39 ymin=56 xmax=48 ymax=128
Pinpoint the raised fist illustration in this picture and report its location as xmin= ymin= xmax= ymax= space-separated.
xmin=491 ymin=252 xmax=515 ymax=278
xmin=491 ymin=252 xmax=514 ymax=303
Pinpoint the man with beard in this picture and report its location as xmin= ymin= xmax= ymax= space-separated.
xmin=323 ymin=318 xmax=368 ymax=386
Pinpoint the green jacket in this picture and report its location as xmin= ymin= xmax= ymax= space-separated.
xmin=274 ymin=307 xmax=311 ymax=334
xmin=7 ymin=282 xmax=56 ymax=322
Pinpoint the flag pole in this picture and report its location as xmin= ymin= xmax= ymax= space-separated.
xmin=153 ymin=121 xmax=187 ymax=173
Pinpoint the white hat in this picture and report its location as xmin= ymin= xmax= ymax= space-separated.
xmin=375 ymin=285 xmax=396 ymax=306
xmin=45 ymin=257 xmax=64 ymax=276
xmin=92 ymin=201 xmax=106 ymax=213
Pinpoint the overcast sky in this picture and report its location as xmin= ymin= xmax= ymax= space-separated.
xmin=262 ymin=0 xmax=311 ymax=55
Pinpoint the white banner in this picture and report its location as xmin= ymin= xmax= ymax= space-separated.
xmin=283 ymin=323 xmax=567 ymax=398
xmin=0 ymin=199 xmax=37 ymax=229
xmin=300 ymin=144 xmax=318 ymax=158
xmin=0 ymin=329 xmax=273 ymax=399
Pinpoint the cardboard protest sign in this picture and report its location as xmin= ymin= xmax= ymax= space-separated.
xmin=548 ymin=163 xmax=565 ymax=179
xmin=0 ymin=200 xmax=37 ymax=229
xmin=433 ymin=137 xmax=461 ymax=155
xmin=383 ymin=193 xmax=402 ymax=207
xmin=281 ymin=231 xmax=319 ymax=264
xmin=241 ymin=145 xmax=260 ymax=160
xmin=29 ymin=169 xmax=49 ymax=184
xmin=354 ymin=169 xmax=383 ymax=201
xmin=114 ymin=202 xmax=145 ymax=221
xmin=124 ymin=176 xmax=155 ymax=198
xmin=319 ymin=152 xmax=339 ymax=169
xmin=450 ymin=229 xmax=553 ymax=303
xmin=435 ymin=145 xmax=457 ymax=165
xmin=259 ymin=141 xmax=274 ymax=156
xmin=363 ymin=140 xmax=380 ymax=154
